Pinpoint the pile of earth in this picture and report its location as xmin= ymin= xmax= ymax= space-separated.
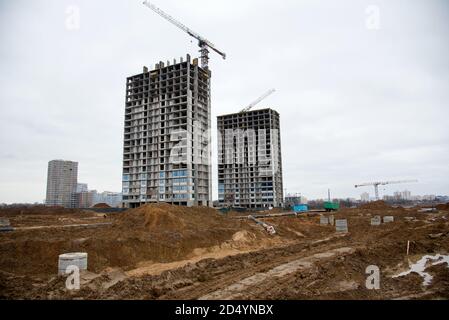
xmin=436 ymin=203 xmax=449 ymax=211
xmin=0 ymin=205 xmax=89 ymax=216
xmin=3 ymin=203 xmax=449 ymax=300
xmin=116 ymin=203 xmax=242 ymax=232
xmin=359 ymin=201 xmax=391 ymax=210
xmin=92 ymin=203 xmax=111 ymax=209
xmin=113 ymin=203 xmax=268 ymax=255
xmin=0 ymin=204 xmax=266 ymax=277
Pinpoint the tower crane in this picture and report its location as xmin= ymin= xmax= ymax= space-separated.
xmin=240 ymin=89 xmax=276 ymax=113
xmin=355 ymin=180 xmax=418 ymax=201
xmin=142 ymin=1 xmax=226 ymax=69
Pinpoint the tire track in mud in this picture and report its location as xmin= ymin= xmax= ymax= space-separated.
xmin=199 ymin=247 xmax=355 ymax=300
xmin=162 ymin=234 xmax=350 ymax=300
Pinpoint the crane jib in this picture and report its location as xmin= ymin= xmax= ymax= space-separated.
xmin=143 ymin=1 xmax=226 ymax=67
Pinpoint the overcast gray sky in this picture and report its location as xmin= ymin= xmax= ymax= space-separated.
xmin=0 ymin=0 xmax=448 ymax=203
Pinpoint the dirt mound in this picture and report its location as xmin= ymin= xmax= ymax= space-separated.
xmin=0 ymin=206 xmax=86 ymax=216
xmin=2 ymin=202 xmax=449 ymax=299
xmin=116 ymin=203 xmax=227 ymax=233
xmin=93 ymin=203 xmax=111 ymax=209
xmin=359 ymin=201 xmax=391 ymax=210
xmin=0 ymin=204 xmax=266 ymax=277
xmin=436 ymin=203 xmax=449 ymax=211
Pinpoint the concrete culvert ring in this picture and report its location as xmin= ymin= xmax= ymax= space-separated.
xmin=58 ymin=252 xmax=88 ymax=275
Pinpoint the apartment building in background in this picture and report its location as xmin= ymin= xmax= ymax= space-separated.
xmin=75 ymin=190 xmax=97 ymax=208
xmin=122 ymin=54 xmax=212 ymax=208
xmin=76 ymin=183 xmax=88 ymax=193
xmin=45 ymin=160 xmax=78 ymax=208
xmin=217 ymin=108 xmax=284 ymax=209
xmin=285 ymin=194 xmax=308 ymax=207
xmin=360 ymin=192 xmax=370 ymax=202
xmin=95 ymin=191 xmax=122 ymax=208
xmin=74 ymin=189 xmax=122 ymax=208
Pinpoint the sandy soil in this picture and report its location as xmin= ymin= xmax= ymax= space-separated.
xmin=0 ymin=202 xmax=448 ymax=300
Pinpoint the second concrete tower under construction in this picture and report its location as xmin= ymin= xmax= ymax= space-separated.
xmin=122 ymin=55 xmax=212 ymax=208
xmin=217 ymin=108 xmax=284 ymax=209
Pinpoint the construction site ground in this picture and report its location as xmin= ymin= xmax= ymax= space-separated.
xmin=0 ymin=202 xmax=448 ymax=300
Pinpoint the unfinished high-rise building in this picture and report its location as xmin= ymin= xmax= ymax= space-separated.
xmin=122 ymin=54 xmax=212 ymax=208
xmin=217 ymin=108 xmax=284 ymax=209
xmin=46 ymin=160 xmax=78 ymax=208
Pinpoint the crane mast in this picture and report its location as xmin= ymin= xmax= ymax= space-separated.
xmin=355 ymin=180 xmax=418 ymax=200
xmin=240 ymin=89 xmax=276 ymax=113
xmin=143 ymin=1 xmax=226 ymax=69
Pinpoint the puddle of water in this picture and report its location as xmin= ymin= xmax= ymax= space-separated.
xmin=392 ymin=254 xmax=449 ymax=286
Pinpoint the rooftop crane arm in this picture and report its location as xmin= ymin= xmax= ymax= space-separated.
xmin=240 ymin=89 xmax=276 ymax=113
xmin=143 ymin=1 xmax=226 ymax=68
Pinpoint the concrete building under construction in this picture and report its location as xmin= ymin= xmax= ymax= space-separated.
xmin=122 ymin=54 xmax=212 ymax=208
xmin=217 ymin=108 xmax=284 ymax=209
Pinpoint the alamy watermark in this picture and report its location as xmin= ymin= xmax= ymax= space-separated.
xmin=65 ymin=265 xmax=80 ymax=290
xmin=365 ymin=265 xmax=380 ymax=290
xmin=168 ymin=121 xmax=281 ymax=177
xmin=65 ymin=5 xmax=80 ymax=31
xmin=365 ymin=5 xmax=381 ymax=30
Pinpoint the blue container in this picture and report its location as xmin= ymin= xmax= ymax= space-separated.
xmin=293 ymin=204 xmax=308 ymax=213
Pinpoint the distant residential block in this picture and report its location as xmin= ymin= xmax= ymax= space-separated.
xmin=46 ymin=160 xmax=78 ymax=208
